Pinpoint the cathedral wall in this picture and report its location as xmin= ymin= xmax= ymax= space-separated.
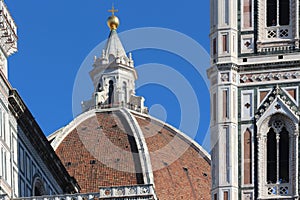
xmin=0 ymin=70 xmax=72 ymax=197
xmin=16 ymin=126 xmax=65 ymax=197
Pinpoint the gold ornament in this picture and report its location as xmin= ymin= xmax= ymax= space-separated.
xmin=107 ymin=5 xmax=119 ymax=30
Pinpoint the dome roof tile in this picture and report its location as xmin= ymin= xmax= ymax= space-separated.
xmin=50 ymin=108 xmax=211 ymax=199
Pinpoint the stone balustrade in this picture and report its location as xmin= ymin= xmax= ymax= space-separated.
xmin=12 ymin=184 xmax=157 ymax=200
xmin=99 ymin=184 xmax=157 ymax=199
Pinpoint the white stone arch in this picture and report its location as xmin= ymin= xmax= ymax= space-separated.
xmin=258 ymin=113 xmax=297 ymax=137
xmin=102 ymin=76 xmax=117 ymax=91
xmin=257 ymin=112 xmax=298 ymax=199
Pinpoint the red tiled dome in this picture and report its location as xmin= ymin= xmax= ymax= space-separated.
xmin=49 ymin=108 xmax=211 ymax=199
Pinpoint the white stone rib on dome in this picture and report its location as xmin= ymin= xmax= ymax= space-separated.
xmin=129 ymin=110 xmax=211 ymax=163
xmin=48 ymin=107 xmax=155 ymax=187
xmin=48 ymin=107 xmax=210 ymax=192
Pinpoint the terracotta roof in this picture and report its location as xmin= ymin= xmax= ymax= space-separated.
xmin=50 ymin=108 xmax=211 ymax=199
xmin=54 ymin=111 xmax=144 ymax=193
xmin=134 ymin=114 xmax=211 ymax=199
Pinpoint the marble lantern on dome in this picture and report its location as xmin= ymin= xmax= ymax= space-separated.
xmin=82 ymin=9 xmax=146 ymax=114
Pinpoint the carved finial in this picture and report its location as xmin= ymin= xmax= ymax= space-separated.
xmin=129 ymin=52 xmax=132 ymax=60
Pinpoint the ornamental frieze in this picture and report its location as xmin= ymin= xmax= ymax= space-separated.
xmin=240 ymin=71 xmax=300 ymax=83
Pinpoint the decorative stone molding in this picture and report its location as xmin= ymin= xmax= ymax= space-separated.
xmin=12 ymin=193 xmax=100 ymax=200
xmin=99 ymin=184 xmax=157 ymax=199
xmin=240 ymin=70 xmax=300 ymax=84
xmin=241 ymin=36 xmax=254 ymax=54
xmin=291 ymin=0 xmax=297 ymax=44
xmin=11 ymin=185 xmax=157 ymax=200
xmin=221 ymin=73 xmax=229 ymax=82
xmin=242 ymin=192 xmax=253 ymax=200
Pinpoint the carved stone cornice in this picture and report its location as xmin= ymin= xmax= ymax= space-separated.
xmin=240 ymin=70 xmax=300 ymax=84
xmin=216 ymin=64 xmax=239 ymax=72
xmin=239 ymin=60 xmax=300 ymax=72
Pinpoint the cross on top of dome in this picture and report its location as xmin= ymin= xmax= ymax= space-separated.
xmin=108 ymin=5 xmax=118 ymax=16
xmin=107 ymin=5 xmax=120 ymax=30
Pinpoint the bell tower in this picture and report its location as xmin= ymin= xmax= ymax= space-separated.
xmin=208 ymin=0 xmax=300 ymax=199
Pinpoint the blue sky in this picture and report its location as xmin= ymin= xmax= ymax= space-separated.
xmin=5 ymin=0 xmax=211 ymax=149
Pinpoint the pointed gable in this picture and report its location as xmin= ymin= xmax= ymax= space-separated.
xmin=255 ymin=85 xmax=300 ymax=123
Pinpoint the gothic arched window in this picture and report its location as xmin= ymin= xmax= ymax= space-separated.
xmin=108 ymin=80 xmax=114 ymax=105
xmin=267 ymin=0 xmax=290 ymax=27
xmin=32 ymin=176 xmax=46 ymax=196
xmin=266 ymin=121 xmax=289 ymax=184
xmin=267 ymin=128 xmax=277 ymax=183
xmin=279 ymin=127 xmax=289 ymax=183
xmin=122 ymin=81 xmax=127 ymax=104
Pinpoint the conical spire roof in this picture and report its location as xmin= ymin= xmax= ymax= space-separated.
xmin=104 ymin=30 xmax=127 ymax=60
